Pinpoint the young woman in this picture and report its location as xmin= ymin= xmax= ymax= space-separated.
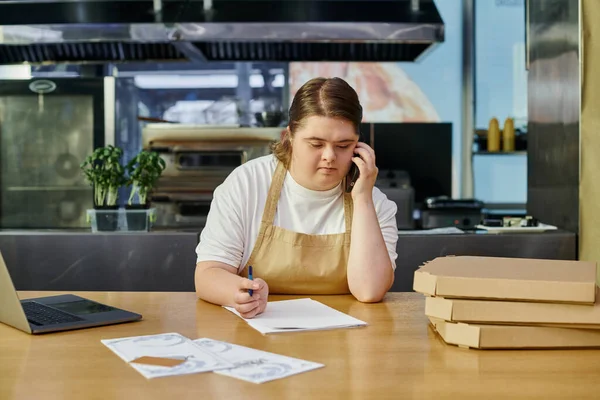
xmin=195 ymin=77 xmax=398 ymax=318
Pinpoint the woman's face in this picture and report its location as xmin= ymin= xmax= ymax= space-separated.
xmin=289 ymin=115 xmax=359 ymax=191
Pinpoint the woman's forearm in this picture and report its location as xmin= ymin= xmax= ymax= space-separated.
xmin=347 ymin=196 xmax=394 ymax=302
xmin=195 ymin=261 xmax=244 ymax=307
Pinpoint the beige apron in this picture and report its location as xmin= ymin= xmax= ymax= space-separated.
xmin=240 ymin=161 xmax=353 ymax=294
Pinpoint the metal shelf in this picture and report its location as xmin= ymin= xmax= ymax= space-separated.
xmin=5 ymin=186 xmax=90 ymax=192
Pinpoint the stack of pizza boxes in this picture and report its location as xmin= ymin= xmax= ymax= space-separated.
xmin=413 ymin=255 xmax=600 ymax=349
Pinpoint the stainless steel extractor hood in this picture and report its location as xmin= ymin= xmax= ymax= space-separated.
xmin=0 ymin=0 xmax=445 ymax=65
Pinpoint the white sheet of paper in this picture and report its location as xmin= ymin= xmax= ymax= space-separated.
xmin=193 ymin=338 xmax=324 ymax=384
xmin=101 ymin=332 xmax=234 ymax=379
xmin=397 ymin=227 xmax=465 ymax=235
xmin=224 ymin=298 xmax=367 ymax=334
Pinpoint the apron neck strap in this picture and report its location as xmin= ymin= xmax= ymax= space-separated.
xmin=261 ymin=161 xmax=287 ymax=226
xmin=343 ymin=193 xmax=353 ymax=234
xmin=262 ymin=160 xmax=353 ymax=233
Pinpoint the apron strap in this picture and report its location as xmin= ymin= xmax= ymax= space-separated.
xmin=244 ymin=161 xmax=286 ymax=271
xmin=343 ymin=193 xmax=353 ymax=234
xmin=261 ymin=161 xmax=287 ymax=226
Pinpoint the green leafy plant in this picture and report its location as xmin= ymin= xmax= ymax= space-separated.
xmin=80 ymin=145 xmax=126 ymax=207
xmin=126 ymin=150 xmax=166 ymax=206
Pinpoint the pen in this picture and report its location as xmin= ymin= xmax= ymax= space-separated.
xmin=248 ymin=265 xmax=253 ymax=296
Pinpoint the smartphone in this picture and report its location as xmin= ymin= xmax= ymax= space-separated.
xmin=345 ymin=132 xmax=366 ymax=193
xmin=346 ymin=163 xmax=360 ymax=193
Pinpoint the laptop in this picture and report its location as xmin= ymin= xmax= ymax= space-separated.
xmin=0 ymin=252 xmax=142 ymax=334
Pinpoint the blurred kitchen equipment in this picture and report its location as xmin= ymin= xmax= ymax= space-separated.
xmin=0 ymin=1 xmax=445 ymax=64
xmin=54 ymin=138 xmax=79 ymax=179
xmin=57 ymin=196 xmax=81 ymax=222
xmin=368 ymin=122 xmax=452 ymax=205
xmin=420 ymin=196 xmax=484 ymax=230
xmin=142 ymin=124 xmax=281 ymax=229
xmin=29 ymin=79 xmax=56 ymax=114
xmin=0 ymin=77 xmax=105 ymax=229
xmin=138 ymin=116 xmax=177 ymax=124
xmin=376 ymin=170 xmax=415 ymax=230
xmin=255 ymin=111 xmax=285 ymax=127
xmin=202 ymin=97 xmax=239 ymax=125
xmin=481 ymin=213 xmax=538 ymax=228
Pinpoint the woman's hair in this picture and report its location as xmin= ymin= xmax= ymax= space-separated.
xmin=272 ymin=77 xmax=363 ymax=166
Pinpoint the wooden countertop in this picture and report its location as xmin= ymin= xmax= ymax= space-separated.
xmin=1 ymin=291 xmax=600 ymax=399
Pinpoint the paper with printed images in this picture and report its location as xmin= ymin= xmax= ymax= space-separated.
xmin=193 ymin=338 xmax=324 ymax=384
xmin=101 ymin=332 xmax=234 ymax=379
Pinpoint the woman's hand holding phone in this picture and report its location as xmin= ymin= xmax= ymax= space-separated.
xmin=349 ymin=142 xmax=378 ymax=201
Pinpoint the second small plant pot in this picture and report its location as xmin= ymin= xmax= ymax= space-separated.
xmin=94 ymin=205 xmax=119 ymax=231
xmin=125 ymin=203 xmax=150 ymax=231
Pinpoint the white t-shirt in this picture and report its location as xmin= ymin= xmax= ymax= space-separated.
xmin=195 ymin=154 xmax=399 ymax=272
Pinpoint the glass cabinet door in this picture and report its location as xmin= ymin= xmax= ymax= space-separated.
xmin=0 ymin=78 xmax=105 ymax=228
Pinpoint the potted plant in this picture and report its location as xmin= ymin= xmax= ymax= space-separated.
xmin=80 ymin=145 xmax=126 ymax=231
xmin=125 ymin=150 xmax=166 ymax=230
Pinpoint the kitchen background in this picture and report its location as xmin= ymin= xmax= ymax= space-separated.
xmin=0 ymin=0 xmax=527 ymax=229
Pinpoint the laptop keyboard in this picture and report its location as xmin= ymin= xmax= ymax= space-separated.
xmin=21 ymin=301 xmax=84 ymax=326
